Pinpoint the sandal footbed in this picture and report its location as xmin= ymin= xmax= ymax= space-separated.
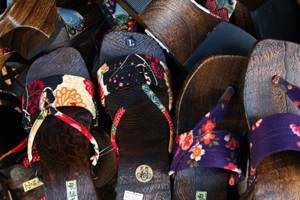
xmin=103 ymin=74 xmax=171 ymax=199
xmin=243 ymin=39 xmax=300 ymax=199
xmin=26 ymin=48 xmax=97 ymax=199
xmin=117 ymin=0 xmax=220 ymax=64
xmin=174 ymin=55 xmax=248 ymax=200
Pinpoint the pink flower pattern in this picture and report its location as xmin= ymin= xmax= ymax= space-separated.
xmin=179 ymin=131 xmax=194 ymax=151
xmin=290 ymin=124 xmax=300 ymax=137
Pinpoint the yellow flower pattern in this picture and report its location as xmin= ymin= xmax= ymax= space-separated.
xmin=55 ymin=87 xmax=86 ymax=108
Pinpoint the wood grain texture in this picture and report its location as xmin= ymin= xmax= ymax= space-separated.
xmin=93 ymin=129 xmax=117 ymax=200
xmin=243 ymin=39 xmax=300 ymax=199
xmin=174 ymin=55 xmax=248 ymax=200
xmin=36 ymin=107 xmax=98 ymax=199
xmin=102 ymin=82 xmax=171 ymax=200
xmin=0 ymin=0 xmax=61 ymax=59
xmin=117 ymin=0 xmax=219 ymax=65
xmin=244 ymin=39 xmax=300 ymax=123
xmin=114 ymin=89 xmax=171 ymax=200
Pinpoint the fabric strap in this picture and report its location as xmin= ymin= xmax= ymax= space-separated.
xmin=109 ymin=84 xmax=174 ymax=154
xmin=169 ymin=87 xmax=244 ymax=184
xmin=97 ymin=54 xmax=174 ymax=154
xmin=249 ymin=75 xmax=300 ymax=177
xmin=26 ymin=87 xmax=100 ymax=166
xmin=23 ymin=75 xmax=100 ymax=166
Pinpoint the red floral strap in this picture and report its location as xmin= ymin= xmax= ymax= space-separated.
xmin=110 ymin=85 xmax=174 ymax=154
xmin=27 ymin=87 xmax=100 ymax=166
xmin=23 ymin=150 xmax=40 ymax=168
xmin=110 ymin=107 xmax=126 ymax=153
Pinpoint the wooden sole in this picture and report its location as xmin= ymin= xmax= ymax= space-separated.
xmin=174 ymin=55 xmax=248 ymax=200
xmin=0 ymin=0 xmax=62 ymax=59
xmin=243 ymin=39 xmax=300 ymax=199
xmin=106 ymin=87 xmax=171 ymax=200
xmin=93 ymin=129 xmax=117 ymax=200
xmin=36 ymin=107 xmax=98 ymax=199
xmin=117 ymin=0 xmax=219 ymax=65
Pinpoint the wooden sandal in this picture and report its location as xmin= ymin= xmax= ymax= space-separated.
xmin=0 ymin=0 xmax=63 ymax=59
xmin=172 ymin=55 xmax=248 ymax=200
xmin=96 ymin=32 xmax=174 ymax=199
xmin=22 ymin=47 xmax=101 ymax=199
xmin=243 ymin=39 xmax=300 ymax=199
xmin=117 ymin=0 xmax=255 ymax=71
xmin=0 ymin=90 xmax=43 ymax=200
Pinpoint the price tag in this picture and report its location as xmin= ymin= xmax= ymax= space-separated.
xmin=123 ymin=190 xmax=143 ymax=200
xmin=23 ymin=177 xmax=43 ymax=192
xmin=66 ymin=180 xmax=78 ymax=200
xmin=196 ymin=191 xmax=207 ymax=200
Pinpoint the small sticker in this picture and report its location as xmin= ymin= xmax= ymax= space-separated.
xmin=66 ymin=180 xmax=78 ymax=200
xmin=196 ymin=191 xmax=207 ymax=200
xmin=123 ymin=190 xmax=143 ymax=200
xmin=135 ymin=165 xmax=153 ymax=183
xmin=125 ymin=37 xmax=136 ymax=47
xmin=23 ymin=177 xmax=44 ymax=192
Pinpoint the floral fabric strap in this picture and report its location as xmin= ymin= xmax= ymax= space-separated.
xmin=205 ymin=0 xmax=237 ymax=21
xmin=170 ymin=87 xmax=243 ymax=183
xmin=97 ymin=54 xmax=174 ymax=152
xmin=23 ymin=75 xmax=100 ymax=166
xmin=191 ymin=0 xmax=237 ymax=21
xmin=249 ymin=76 xmax=300 ymax=176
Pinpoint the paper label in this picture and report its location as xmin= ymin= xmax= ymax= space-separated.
xmin=123 ymin=190 xmax=143 ymax=200
xmin=66 ymin=180 xmax=78 ymax=200
xmin=23 ymin=177 xmax=43 ymax=192
xmin=196 ymin=191 xmax=207 ymax=200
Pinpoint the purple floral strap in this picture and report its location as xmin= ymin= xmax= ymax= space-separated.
xmin=249 ymin=75 xmax=300 ymax=179
xmin=170 ymin=87 xmax=243 ymax=184
xmin=272 ymin=75 xmax=300 ymax=109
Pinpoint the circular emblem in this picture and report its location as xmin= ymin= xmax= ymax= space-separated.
xmin=135 ymin=165 xmax=153 ymax=183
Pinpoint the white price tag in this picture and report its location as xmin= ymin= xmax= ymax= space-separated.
xmin=66 ymin=180 xmax=78 ymax=200
xmin=23 ymin=177 xmax=43 ymax=192
xmin=123 ymin=190 xmax=144 ymax=200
